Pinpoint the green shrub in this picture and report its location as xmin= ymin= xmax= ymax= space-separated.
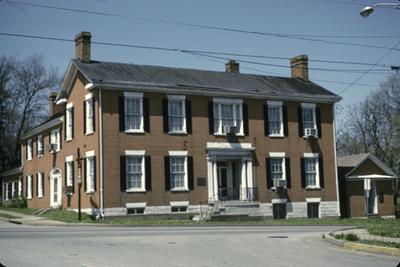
xmin=344 ymin=233 xmax=359 ymax=241
xmin=9 ymin=197 xmax=27 ymax=209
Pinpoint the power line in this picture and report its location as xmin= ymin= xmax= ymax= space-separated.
xmin=3 ymin=0 xmax=400 ymax=52
xmin=0 ymin=32 xmax=393 ymax=74
xmin=339 ymin=39 xmax=400 ymax=95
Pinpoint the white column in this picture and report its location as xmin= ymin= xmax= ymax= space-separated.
xmin=213 ymin=160 xmax=219 ymax=201
xmin=207 ymin=157 xmax=214 ymax=203
xmin=246 ymin=159 xmax=253 ymax=200
xmin=240 ymin=159 xmax=247 ymax=200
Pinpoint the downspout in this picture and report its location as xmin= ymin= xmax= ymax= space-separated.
xmin=332 ymin=103 xmax=341 ymax=217
xmin=99 ymin=89 xmax=105 ymax=218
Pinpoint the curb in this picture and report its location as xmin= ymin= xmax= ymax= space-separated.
xmin=323 ymin=231 xmax=400 ymax=257
xmin=8 ymin=220 xmax=22 ymax=225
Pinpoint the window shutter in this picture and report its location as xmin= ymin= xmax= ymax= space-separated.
xmin=143 ymin=97 xmax=150 ymax=133
xmin=186 ymin=100 xmax=192 ymax=134
xmin=316 ymin=107 xmax=322 ymax=138
xmin=25 ymin=176 xmax=28 ymax=198
xmin=83 ymin=101 xmax=87 ymax=134
xmin=59 ymin=129 xmax=62 ymax=150
xmin=164 ymin=156 xmax=170 ymax=191
xmin=243 ymin=103 xmax=249 ymax=136
xmin=71 ymin=107 xmax=75 ymax=139
xmin=83 ymin=158 xmax=87 ymax=193
xmin=64 ymin=110 xmax=67 ymax=140
xmin=266 ymin=158 xmax=273 ymax=189
xmin=298 ymin=107 xmax=303 ymax=137
xmin=283 ymin=106 xmax=288 ymax=137
xmin=92 ymin=97 xmax=96 ymax=133
xmin=285 ymin=158 xmax=291 ymax=188
xmin=71 ymin=163 xmax=74 ymax=194
xmin=319 ymin=156 xmax=324 ymax=188
xmin=30 ymin=176 xmax=33 ymax=197
xmin=21 ymin=176 xmax=24 ymax=197
xmin=145 ymin=156 xmax=152 ymax=191
xmin=300 ymin=158 xmax=306 ymax=188
xmin=264 ymin=104 xmax=269 ymax=136
xmin=162 ymin=99 xmax=169 ymax=133
xmin=93 ymin=156 xmax=97 ymax=192
xmin=64 ymin=162 xmax=67 ymax=190
xmin=41 ymin=172 xmax=45 ymax=196
xmin=25 ymin=141 xmax=28 ymax=160
xmin=187 ymin=156 xmax=194 ymax=191
xmin=35 ymin=137 xmax=38 ymax=156
xmin=119 ymin=96 xmax=125 ymax=132
xmin=120 ymin=156 xmax=126 ymax=192
xmin=208 ymin=101 xmax=214 ymax=135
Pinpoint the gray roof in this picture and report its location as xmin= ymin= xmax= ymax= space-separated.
xmin=338 ymin=153 xmax=398 ymax=178
xmin=58 ymin=59 xmax=341 ymax=103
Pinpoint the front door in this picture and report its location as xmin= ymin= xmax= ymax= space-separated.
xmin=217 ymin=165 xmax=228 ymax=200
xmin=368 ymin=181 xmax=378 ymax=215
xmin=50 ymin=170 xmax=62 ymax=207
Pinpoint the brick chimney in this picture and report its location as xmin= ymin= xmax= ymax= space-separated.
xmin=75 ymin=31 xmax=92 ymax=63
xmin=49 ymin=92 xmax=64 ymax=117
xmin=225 ymin=60 xmax=239 ymax=73
xmin=290 ymin=55 xmax=309 ymax=81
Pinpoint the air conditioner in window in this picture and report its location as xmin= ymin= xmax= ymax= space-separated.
xmin=223 ymin=125 xmax=237 ymax=135
xmin=46 ymin=143 xmax=57 ymax=152
xmin=304 ymin=128 xmax=318 ymax=138
xmin=273 ymin=179 xmax=287 ymax=188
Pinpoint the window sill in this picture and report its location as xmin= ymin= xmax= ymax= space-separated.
xmin=168 ymin=131 xmax=187 ymax=135
xmin=27 ymin=158 xmax=32 ymax=161
xmin=38 ymin=195 xmax=43 ymax=199
xmin=37 ymin=154 xmax=44 ymax=159
xmin=125 ymin=129 xmax=145 ymax=134
xmin=305 ymin=186 xmax=321 ymax=190
xmin=27 ymin=197 xmax=32 ymax=200
xmin=125 ymin=189 xmax=146 ymax=193
xmin=269 ymin=134 xmax=285 ymax=138
xmin=85 ymin=131 xmax=94 ymax=136
xmin=65 ymin=138 xmax=73 ymax=142
xmin=170 ymin=188 xmax=189 ymax=192
xmin=214 ymin=133 xmax=245 ymax=137
xmin=85 ymin=190 xmax=95 ymax=194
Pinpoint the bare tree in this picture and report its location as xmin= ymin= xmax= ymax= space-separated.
xmin=0 ymin=54 xmax=59 ymax=171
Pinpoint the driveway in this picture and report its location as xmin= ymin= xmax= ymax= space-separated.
xmin=0 ymin=221 xmax=397 ymax=267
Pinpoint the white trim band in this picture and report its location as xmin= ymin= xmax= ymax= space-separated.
xmin=85 ymin=93 xmax=93 ymax=100
xmin=65 ymin=155 xmax=73 ymax=162
xmin=126 ymin=202 xmax=147 ymax=209
xmin=124 ymin=150 xmax=146 ymax=156
xmin=305 ymin=197 xmax=321 ymax=203
xmin=167 ymin=94 xmax=186 ymax=100
xmin=267 ymin=100 xmax=282 ymax=106
xmin=213 ymin=97 xmax=243 ymax=104
xmin=269 ymin=152 xmax=286 ymax=158
xmin=85 ymin=150 xmax=95 ymax=158
xmin=170 ymin=201 xmax=189 ymax=207
xmin=304 ymin=153 xmax=319 ymax=158
xmin=168 ymin=151 xmax=188 ymax=156
xmin=271 ymin=198 xmax=287 ymax=204
xmin=124 ymin=92 xmax=143 ymax=98
xmin=301 ymin=103 xmax=316 ymax=108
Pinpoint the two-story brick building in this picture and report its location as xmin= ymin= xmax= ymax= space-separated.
xmin=14 ymin=31 xmax=342 ymax=218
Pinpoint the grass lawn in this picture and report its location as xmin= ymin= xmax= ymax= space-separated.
xmin=0 ymin=206 xmax=38 ymax=215
xmin=0 ymin=212 xmax=20 ymax=219
xmin=40 ymin=209 xmax=95 ymax=223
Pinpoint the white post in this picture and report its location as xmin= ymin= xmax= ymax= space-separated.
xmin=207 ymin=157 xmax=214 ymax=203
xmin=240 ymin=159 xmax=247 ymax=200
xmin=213 ymin=160 xmax=219 ymax=201
xmin=246 ymin=159 xmax=253 ymax=200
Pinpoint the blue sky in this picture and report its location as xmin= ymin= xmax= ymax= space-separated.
xmin=1 ymin=0 xmax=399 ymax=117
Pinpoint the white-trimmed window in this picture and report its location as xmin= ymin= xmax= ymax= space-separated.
xmin=27 ymin=139 xmax=32 ymax=160
xmin=18 ymin=176 xmax=22 ymax=197
xmin=4 ymin=182 xmax=9 ymax=201
xmin=27 ymin=175 xmax=32 ymax=199
xmin=11 ymin=181 xmax=16 ymax=199
xmin=50 ymin=128 xmax=60 ymax=152
xmin=85 ymin=93 xmax=94 ymax=135
xmin=37 ymin=135 xmax=43 ymax=157
xmin=268 ymin=101 xmax=283 ymax=136
xmin=66 ymin=103 xmax=74 ymax=140
xmin=125 ymin=153 xmax=145 ymax=192
xmin=169 ymin=151 xmax=188 ymax=191
xmin=66 ymin=156 xmax=74 ymax=187
xmin=270 ymin=158 xmax=285 ymax=180
xmin=85 ymin=151 xmax=95 ymax=193
xmin=304 ymin=153 xmax=320 ymax=188
xmin=168 ymin=95 xmax=186 ymax=133
xmin=301 ymin=103 xmax=317 ymax=135
xmin=213 ymin=98 xmax=243 ymax=135
xmin=37 ymin=172 xmax=44 ymax=198
xmin=124 ymin=92 xmax=144 ymax=133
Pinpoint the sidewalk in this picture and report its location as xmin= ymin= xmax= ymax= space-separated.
xmin=0 ymin=209 xmax=67 ymax=226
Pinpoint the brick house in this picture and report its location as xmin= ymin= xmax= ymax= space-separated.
xmin=0 ymin=167 xmax=23 ymax=206
xmin=338 ymin=153 xmax=398 ymax=218
xmin=6 ymin=31 xmax=343 ymax=218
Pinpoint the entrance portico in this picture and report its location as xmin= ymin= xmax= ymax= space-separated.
xmin=206 ymin=142 xmax=256 ymax=203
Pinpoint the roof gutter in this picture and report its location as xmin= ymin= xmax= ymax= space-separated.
xmin=20 ymin=117 xmax=63 ymax=140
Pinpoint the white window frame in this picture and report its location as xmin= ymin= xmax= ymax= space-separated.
xmin=85 ymin=93 xmax=94 ymax=135
xmin=37 ymin=172 xmax=44 ymax=198
xmin=4 ymin=182 xmax=9 ymax=201
xmin=303 ymin=153 xmax=320 ymax=189
xmin=169 ymin=151 xmax=188 ymax=191
xmin=66 ymin=155 xmax=74 ymax=187
xmin=37 ymin=134 xmax=43 ymax=157
xmin=66 ymin=102 xmax=73 ymax=140
xmin=213 ymin=98 xmax=243 ymax=136
xmin=27 ymin=139 xmax=32 ymax=160
xmin=301 ymin=103 xmax=317 ymax=137
xmin=85 ymin=151 xmax=95 ymax=193
xmin=124 ymin=92 xmax=144 ymax=133
xmin=269 ymin=152 xmax=286 ymax=182
xmin=50 ymin=128 xmax=60 ymax=152
xmin=267 ymin=101 xmax=284 ymax=137
xmin=125 ymin=154 xmax=146 ymax=192
xmin=27 ymin=175 xmax=32 ymax=199
xmin=167 ymin=95 xmax=186 ymax=134
xmin=11 ymin=181 xmax=16 ymax=199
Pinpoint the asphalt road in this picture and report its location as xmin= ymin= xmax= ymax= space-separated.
xmin=0 ymin=221 xmax=398 ymax=267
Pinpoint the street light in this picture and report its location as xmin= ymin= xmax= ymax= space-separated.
xmin=360 ymin=3 xmax=400 ymax=17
